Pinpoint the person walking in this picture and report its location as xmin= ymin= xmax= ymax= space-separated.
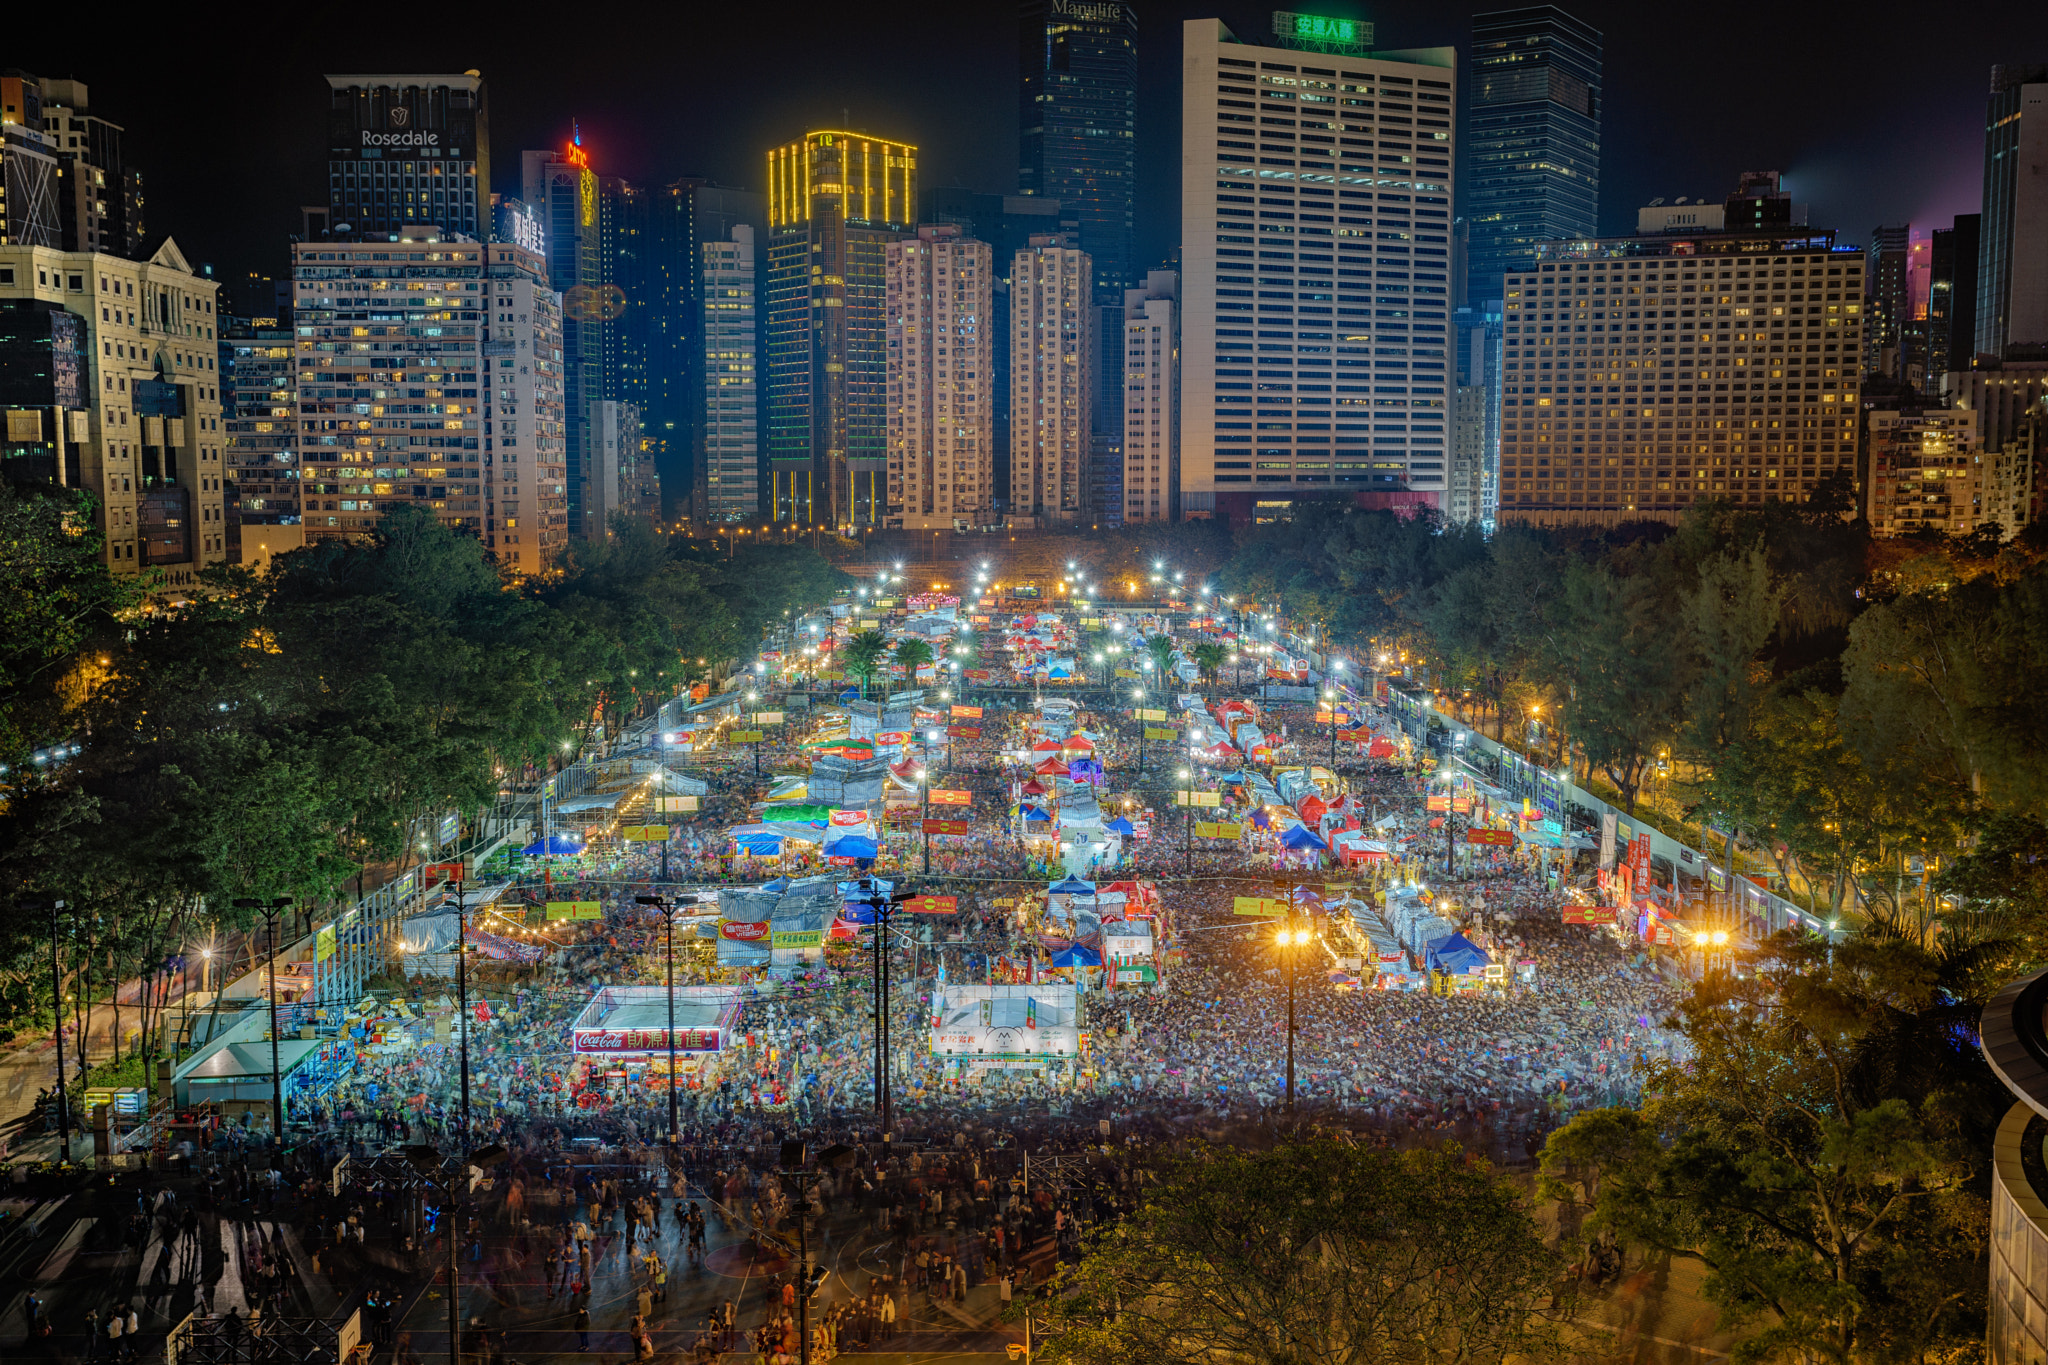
xmin=574 ymin=1301 xmax=591 ymax=1352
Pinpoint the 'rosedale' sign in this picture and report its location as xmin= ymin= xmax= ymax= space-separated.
xmin=362 ymin=130 xmax=443 ymax=148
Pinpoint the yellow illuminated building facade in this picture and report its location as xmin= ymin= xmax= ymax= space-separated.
xmin=764 ymin=130 xmax=916 ymax=527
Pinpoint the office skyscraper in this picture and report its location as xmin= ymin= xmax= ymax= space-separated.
xmin=1462 ymin=7 xmax=1600 ymax=304
xmin=1180 ymin=17 xmax=1457 ymax=522
xmin=522 ymin=139 xmax=608 ymax=536
xmin=1929 ymin=215 xmax=1981 ymax=379
xmin=887 ymin=224 xmax=995 ymax=528
xmin=326 ymin=74 xmax=489 ymax=240
xmin=0 ymin=74 xmax=144 ymax=256
xmin=1978 ymin=65 xmax=2048 ymax=359
xmin=1019 ymin=0 xmax=1137 ymax=303
xmin=764 ymin=129 xmax=917 ymax=527
xmin=1867 ymin=222 xmax=1911 ymax=378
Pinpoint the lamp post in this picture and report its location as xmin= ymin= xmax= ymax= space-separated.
xmin=1132 ymin=688 xmax=1147 ymax=775
xmin=660 ymin=729 xmax=680 ymax=884
xmin=635 ymin=895 xmax=680 ymax=1145
xmin=848 ymin=880 xmax=899 ymax=1138
xmin=1178 ymin=767 xmax=1194 ymax=874
xmin=1275 ymin=914 xmax=1306 ymax=1113
xmin=918 ymin=769 xmax=932 ymax=875
xmin=233 ymin=896 xmax=294 ymax=1142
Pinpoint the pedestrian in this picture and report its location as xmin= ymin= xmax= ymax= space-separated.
xmin=574 ymin=1302 xmax=591 ymax=1352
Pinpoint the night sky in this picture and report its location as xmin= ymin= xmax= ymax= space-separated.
xmin=7 ymin=0 xmax=2028 ymax=299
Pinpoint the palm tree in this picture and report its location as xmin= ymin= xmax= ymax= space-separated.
xmin=1143 ymin=634 xmax=1179 ymax=687
xmin=1191 ymin=642 xmax=1227 ymax=698
xmin=842 ymin=629 xmax=889 ymax=699
xmin=892 ymin=638 xmax=936 ymax=698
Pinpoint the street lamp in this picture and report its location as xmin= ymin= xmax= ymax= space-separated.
xmin=231 ymin=895 xmax=294 ymax=1142
xmin=1274 ymin=920 xmax=1309 ymax=1112
xmin=634 ymin=895 xmax=681 ymax=1146
xmin=917 ymin=769 xmax=931 ymax=874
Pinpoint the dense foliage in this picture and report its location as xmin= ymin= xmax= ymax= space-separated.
xmin=0 ymin=491 xmax=842 ymax=1050
xmin=1210 ymin=497 xmax=2048 ymax=931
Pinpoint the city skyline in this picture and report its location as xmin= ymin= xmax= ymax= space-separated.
xmin=5 ymin=0 xmax=2023 ymax=298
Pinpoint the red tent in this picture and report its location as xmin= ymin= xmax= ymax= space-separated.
xmin=1021 ymin=780 xmax=1048 ymax=795
xmin=1063 ymin=736 xmax=1095 ymax=752
xmin=1298 ymin=795 xmax=1329 ymax=823
xmin=1032 ymin=739 xmax=1064 ymax=753
xmin=1034 ymin=758 xmax=1069 ymax=776
xmin=1368 ymin=739 xmax=1397 ymax=759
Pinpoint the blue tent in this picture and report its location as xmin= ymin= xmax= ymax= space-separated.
xmin=838 ymin=901 xmax=878 ymax=924
xmin=1427 ymin=931 xmax=1492 ymax=974
xmin=824 ymin=834 xmax=879 ymax=858
xmin=1049 ymin=875 xmax=1097 ymax=894
xmin=839 ymin=687 xmax=861 ymax=702
xmin=1281 ymin=825 xmax=1330 ymax=851
xmin=1106 ymin=817 xmax=1136 ymax=836
xmin=736 ymin=832 xmax=786 ymax=856
xmin=1249 ymin=809 xmax=1274 ymax=830
xmin=1023 ymin=807 xmax=1052 ymax=822
xmin=521 ymin=834 xmax=586 ymax=856
xmin=1052 ymin=945 xmax=1102 ymax=968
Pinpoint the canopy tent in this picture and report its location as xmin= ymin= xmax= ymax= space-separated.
xmin=1281 ymin=826 xmax=1330 ymax=851
xmin=1048 ymin=875 xmax=1097 ymax=894
xmin=1106 ymin=816 xmax=1136 ymax=836
xmin=1427 ymin=931 xmax=1492 ymax=974
xmin=1051 ymin=945 xmax=1102 ymax=969
xmin=823 ymin=833 xmax=878 ymax=859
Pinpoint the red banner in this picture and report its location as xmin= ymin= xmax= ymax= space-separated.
xmin=1561 ymin=906 xmax=1600 ymax=924
xmin=948 ymin=725 xmax=982 ymax=739
xmin=964 ymin=669 xmax=993 ymax=681
xmin=718 ymin=921 xmax=769 ymax=941
xmin=950 ymin=705 xmax=984 ymax=719
xmin=1426 ymin=795 xmax=1450 ymax=812
xmin=921 ymin=819 xmax=971 ymax=835
xmin=1466 ymin=828 xmax=1515 ymax=846
xmin=928 ymin=789 xmax=973 ymax=806
xmin=423 ymin=862 xmax=465 ymax=882
xmin=900 ymin=895 xmax=959 ymax=915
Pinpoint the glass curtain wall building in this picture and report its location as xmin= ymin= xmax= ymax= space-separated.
xmin=1018 ymin=0 xmax=1138 ymax=304
xmin=1461 ymin=7 xmax=1601 ymax=304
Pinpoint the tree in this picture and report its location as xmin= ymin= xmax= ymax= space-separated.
xmin=1142 ymin=633 xmax=1178 ymax=685
xmin=1190 ymin=642 xmax=1227 ymax=696
xmin=891 ymin=638 xmax=935 ymax=695
xmin=1030 ymin=1136 xmax=1568 ymax=1365
xmin=841 ymin=630 xmax=889 ymax=699
xmin=1546 ymin=560 xmax=1688 ymax=813
xmin=1541 ymin=932 xmax=1998 ymax=1365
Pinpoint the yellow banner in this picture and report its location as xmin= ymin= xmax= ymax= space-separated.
xmin=658 ymin=796 xmax=700 ymax=813
xmin=1137 ymin=708 xmax=1170 ymax=723
xmin=316 ymin=924 xmax=336 ymax=961
xmin=546 ymin=901 xmax=602 ymax=921
xmin=1115 ymin=668 xmax=1140 ymax=679
xmin=1232 ymin=897 xmax=1288 ymax=917
xmin=619 ymin=825 xmax=671 ymax=841
xmin=1174 ymin=790 xmax=1222 ymax=808
xmin=729 ymin=730 xmax=766 ymax=743
xmin=1144 ymin=727 xmax=1178 ymax=741
xmin=1196 ymin=821 xmax=1244 ymax=839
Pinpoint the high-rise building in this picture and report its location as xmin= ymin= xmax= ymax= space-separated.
xmin=1462 ymin=7 xmax=1601 ymax=304
xmin=1018 ymin=0 xmax=1137 ymax=303
xmin=1929 ymin=215 xmax=1982 ymax=378
xmin=587 ymin=399 xmax=649 ymax=533
xmin=764 ymin=130 xmax=917 ymax=527
xmin=886 ymin=224 xmax=995 ymax=529
xmin=0 ymin=74 xmax=144 ymax=256
xmin=633 ymin=182 xmax=763 ymax=523
xmin=221 ymin=319 xmax=303 ymax=568
xmin=1009 ymin=236 xmax=1093 ymax=524
xmin=1451 ymin=300 xmax=1503 ymax=523
xmin=1091 ymin=299 xmax=1124 ymax=524
xmin=1865 ymin=406 xmax=1981 ymax=536
xmin=291 ymin=228 xmax=567 ymax=576
xmin=1867 ymin=222 xmax=1911 ymax=379
xmin=0 ymin=239 xmax=228 ymax=589
xmin=1978 ymin=65 xmax=2048 ymax=359
xmin=521 ymin=139 xmax=607 ymax=538
xmin=1495 ymin=186 xmax=1866 ymax=528
xmin=325 ymin=74 xmax=489 ymax=241
xmin=698 ymin=224 xmax=760 ymax=523
xmin=1180 ymin=18 xmax=1457 ymax=523
xmin=920 ymin=189 xmax=1079 ymax=509
xmin=1119 ymin=271 xmax=1179 ymax=524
